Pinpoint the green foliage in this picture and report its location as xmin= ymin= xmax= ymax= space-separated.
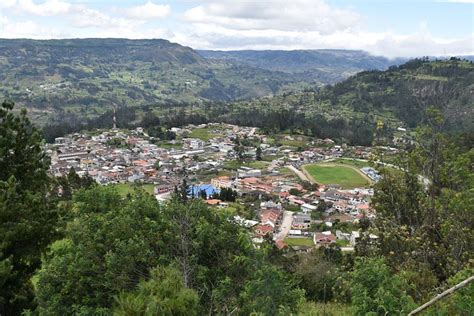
xmin=35 ymin=186 xmax=303 ymax=314
xmin=422 ymin=266 xmax=474 ymax=315
xmin=294 ymin=251 xmax=340 ymax=302
xmin=36 ymin=188 xmax=166 ymax=314
xmin=238 ymin=264 xmax=305 ymax=315
xmin=350 ymin=257 xmax=415 ymax=315
xmin=0 ymin=101 xmax=59 ymax=314
xmin=114 ymin=266 xmax=200 ymax=316
xmin=369 ymin=115 xmax=473 ymax=286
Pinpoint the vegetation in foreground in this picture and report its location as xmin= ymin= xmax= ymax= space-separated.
xmin=0 ymin=101 xmax=473 ymax=315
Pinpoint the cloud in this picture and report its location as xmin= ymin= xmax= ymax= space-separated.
xmin=177 ymin=0 xmax=473 ymax=57
xmin=0 ymin=14 xmax=69 ymax=38
xmin=16 ymin=0 xmax=72 ymax=16
xmin=183 ymin=0 xmax=361 ymax=34
xmin=124 ymin=1 xmax=171 ymax=20
xmin=70 ymin=5 xmax=139 ymax=29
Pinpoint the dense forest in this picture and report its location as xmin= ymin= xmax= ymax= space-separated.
xmin=1 ymin=97 xmax=473 ymax=314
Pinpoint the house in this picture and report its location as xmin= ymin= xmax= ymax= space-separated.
xmin=254 ymin=224 xmax=274 ymax=237
xmin=301 ymin=203 xmax=317 ymax=213
xmin=292 ymin=213 xmax=312 ymax=229
xmin=259 ymin=209 xmax=282 ymax=227
xmin=314 ymin=231 xmax=336 ymax=246
xmin=289 ymin=229 xmax=303 ymax=236
xmin=238 ymin=166 xmax=261 ymax=178
xmin=211 ymin=176 xmax=233 ymax=189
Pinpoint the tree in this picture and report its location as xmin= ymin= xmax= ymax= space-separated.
xmin=350 ymin=257 xmax=415 ymax=315
xmin=36 ymin=187 xmax=167 ymax=314
xmin=256 ymin=146 xmax=262 ymax=161
xmin=238 ymin=264 xmax=305 ymax=315
xmin=0 ymin=101 xmax=59 ymax=314
xmin=218 ymin=187 xmax=237 ymax=202
xmin=369 ymin=113 xmax=473 ymax=283
xmin=289 ymin=188 xmax=302 ymax=196
xmin=294 ymin=251 xmax=339 ymax=302
xmin=114 ymin=266 xmax=200 ymax=316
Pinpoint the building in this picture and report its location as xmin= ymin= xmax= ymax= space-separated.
xmin=301 ymin=203 xmax=318 ymax=213
xmin=188 ymin=184 xmax=219 ymax=198
xmin=238 ymin=166 xmax=262 ymax=178
xmin=211 ymin=176 xmax=233 ymax=189
xmin=314 ymin=231 xmax=336 ymax=246
xmin=254 ymin=224 xmax=273 ymax=237
xmin=292 ymin=213 xmax=312 ymax=229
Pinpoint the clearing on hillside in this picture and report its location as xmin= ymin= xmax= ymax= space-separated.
xmin=303 ymin=163 xmax=371 ymax=189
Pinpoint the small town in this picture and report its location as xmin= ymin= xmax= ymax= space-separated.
xmin=48 ymin=123 xmax=395 ymax=251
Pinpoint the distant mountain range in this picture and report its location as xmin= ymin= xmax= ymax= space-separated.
xmin=198 ymin=49 xmax=407 ymax=81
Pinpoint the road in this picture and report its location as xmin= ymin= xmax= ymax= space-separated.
xmin=286 ymin=165 xmax=310 ymax=182
xmin=274 ymin=211 xmax=293 ymax=242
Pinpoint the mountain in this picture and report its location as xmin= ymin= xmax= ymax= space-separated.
xmin=0 ymin=39 xmax=412 ymax=126
xmin=0 ymin=38 xmax=302 ymax=124
xmin=198 ymin=49 xmax=406 ymax=82
xmin=197 ymin=58 xmax=474 ymax=145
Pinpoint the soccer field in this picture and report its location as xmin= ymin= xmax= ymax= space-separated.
xmin=303 ymin=164 xmax=370 ymax=189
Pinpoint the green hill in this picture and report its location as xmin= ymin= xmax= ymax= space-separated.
xmin=0 ymin=38 xmax=300 ymax=123
xmin=201 ymin=58 xmax=473 ymax=145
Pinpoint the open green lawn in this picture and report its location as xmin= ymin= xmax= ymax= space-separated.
xmin=188 ymin=127 xmax=222 ymax=141
xmin=112 ymin=183 xmax=155 ymax=196
xmin=284 ymin=237 xmax=314 ymax=247
xmin=303 ymin=164 xmax=370 ymax=189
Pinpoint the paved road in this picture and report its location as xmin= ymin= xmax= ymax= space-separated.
xmin=286 ymin=165 xmax=310 ymax=182
xmin=274 ymin=211 xmax=293 ymax=242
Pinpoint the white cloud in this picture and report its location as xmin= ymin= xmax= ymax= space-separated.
xmin=124 ymin=1 xmax=171 ymax=20
xmin=183 ymin=0 xmax=360 ymax=34
xmin=177 ymin=0 xmax=473 ymax=57
xmin=16 ymin=0 xmax=72 ymax=16
xmin=70 ymin=5 xmax=139 ymax=29
xmin=0 ymin=0 xmax=17 ymax=8
xmin=0 ymin=14 xmax=68 ymax=38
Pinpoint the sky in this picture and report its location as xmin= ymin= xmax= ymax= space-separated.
xmin=0 ymin=0 xmax=473 ymax=58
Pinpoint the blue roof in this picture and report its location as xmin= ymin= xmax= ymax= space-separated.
xmin=188 ymin=184 xmax=220 ymax=197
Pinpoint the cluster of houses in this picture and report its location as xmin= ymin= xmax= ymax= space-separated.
xmin=49 ymin=123 xmax=381 ymax=251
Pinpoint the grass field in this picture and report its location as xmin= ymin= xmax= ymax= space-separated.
xmin=113 ymin=183 xmax=155 ymax=196
xmin=284 ymin=237 xmax=315 ymax=247
xmin=303 ymin=163 xmax=370 ymax=189
xmin=188 ymin=127 xmax=222 ymax=141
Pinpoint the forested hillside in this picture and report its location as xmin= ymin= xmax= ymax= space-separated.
xmin=202 ymin=58 xmax=473 ymax=145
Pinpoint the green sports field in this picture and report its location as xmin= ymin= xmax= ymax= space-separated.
xmin=303 ymin=164 xmax=370 ymax=189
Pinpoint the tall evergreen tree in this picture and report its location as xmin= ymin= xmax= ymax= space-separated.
xmin=0 ymin=101 xmax=59 ymax=314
